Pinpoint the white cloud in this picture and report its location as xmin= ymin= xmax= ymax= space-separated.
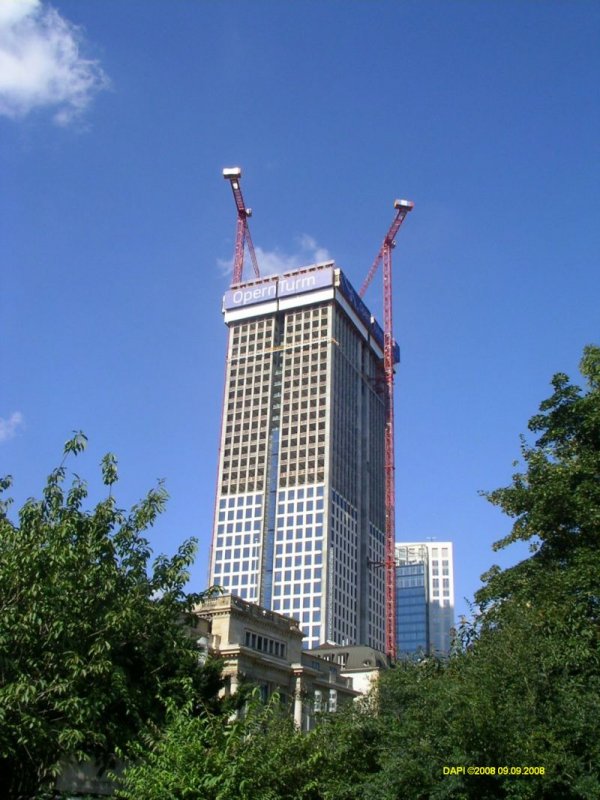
xmin=0 ymin=0 xmax=108 ymax=125
xmin=218 ymin=234 xmax=332 ymax=278
xmin=0 ymin=411 xmax=25 ymax=443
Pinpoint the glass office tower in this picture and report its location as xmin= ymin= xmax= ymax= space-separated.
xmin=395 ymin=545 xmax=429 ymax=656
xmin=395 ymin=541 xmax=455 ymax=657
xmin=209 ymin=263 xmax=394 ymax=650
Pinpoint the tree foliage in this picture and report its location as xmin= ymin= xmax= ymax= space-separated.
xmin=365 ymin=345 xmax=600 ymax=799
xmin=117 ymin=691 xmax=318 ymax=800
xmin=0 ymin=434 xmax=222 ymax=798
xmin=3 ymin=346 xmax=599 ymax=799
xmin=112 ymin=347 xmax=600 ymax=800
xmin=117 ymin=691 xmax=381 ymax=800
xmin=478 ymin=343 xmax=600 ymax=607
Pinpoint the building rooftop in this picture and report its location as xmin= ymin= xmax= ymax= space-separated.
xmin=309 ymin=644 xmax=390 ymax=672
xmin=221 ymin=262 xmax=399 ymax=364
xmin=195 ymin=593 xmax=304 ymax=639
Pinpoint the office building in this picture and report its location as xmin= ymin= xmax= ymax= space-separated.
xmin=209 ymin=262 xmax=395 ymax=650
xmin=395 ymin=541 xmax=455 ymax=657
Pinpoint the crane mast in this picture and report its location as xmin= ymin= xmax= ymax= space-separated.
xmin=223 ymin=167 xmax=260 ymax=285
xmin=361 ymin=199 xmax=414 ymax=661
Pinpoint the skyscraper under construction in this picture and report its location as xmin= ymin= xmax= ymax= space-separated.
xmin=209 ymin=262 xmax=396 ymax=650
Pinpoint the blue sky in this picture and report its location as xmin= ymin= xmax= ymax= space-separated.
xmin=2 ymin=0 xmax=599 ymax=621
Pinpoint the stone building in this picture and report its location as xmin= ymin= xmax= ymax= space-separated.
xmin=195 ymin=594 xmax=359 ymax=730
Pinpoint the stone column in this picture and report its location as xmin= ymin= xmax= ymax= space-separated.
xmin=294 ymin=675 xmax=303 ymax=729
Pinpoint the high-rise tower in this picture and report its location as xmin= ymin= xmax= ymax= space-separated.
xmin=209 ymin=262 xmax=395 ymax=650
xmin=395 ymin=541 xmax=455 ymax=657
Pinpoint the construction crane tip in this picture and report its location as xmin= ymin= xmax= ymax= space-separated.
xmin=223 ymin=167 xmax=242 ymax=180
xmin=394 ymin=199 xmax=414 ymax=211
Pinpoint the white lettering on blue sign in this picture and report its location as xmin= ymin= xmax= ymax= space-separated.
xmin=224 ymin=279 xmax=278 ymax=309
xmin=223 ymin=268 xmax=333 ymax=311
xmin=231 ymin=283 xmax=276 ymax=305
xmin=279 ymin=274 xmax=316 ymax=295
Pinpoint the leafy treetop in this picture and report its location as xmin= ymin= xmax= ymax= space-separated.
xmin=0 ymin=433 xmax=221 ymax=798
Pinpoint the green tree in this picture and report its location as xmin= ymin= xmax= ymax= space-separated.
xmin=470 ymin=343 xmax=600 ymax=797
xmin=478 ymin=343 xmax=600 ymax=607
xmin=362 ymin=345 xmax=600 ymax=800
xmin=0 ymin=434 xmax=222 ymax=799
xmin=117 ymin=691 xmax=320 ymax=800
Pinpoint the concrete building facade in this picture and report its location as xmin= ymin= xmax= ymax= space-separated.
xmin=209 ymin=263 xmax=394 ymax=650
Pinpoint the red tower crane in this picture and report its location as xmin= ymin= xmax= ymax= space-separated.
xmin=360 ymin=199 xmax=414 ymax=661
xmin=223 ymin=167 xmax=261 ymax=285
